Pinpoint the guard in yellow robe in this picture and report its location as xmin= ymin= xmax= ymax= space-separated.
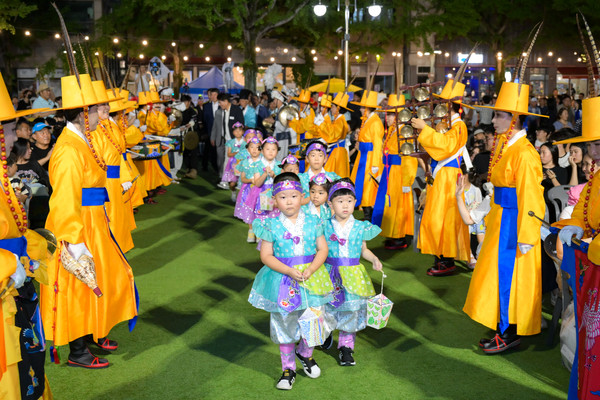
xmin=110 ymin=90 xmax=147 ymax=209
xmin=373 ymin=94 xmax=418 ymax=249
xmin=322 ymin=92 xmax=351 ymax=178
xmin=462 ymin=81 xmax=546 ymax=353
xmin=289 ymin=89 xmax=316 ymax=142
xmin=0 ymin=71 xmax=54 ymax=399
xmin=134 ymin=92 xmax=172 ymax=193
xmin=350 ymin=91 xmax=385 ymax=221
xmin=123 ymin=121 xmax=151 ymax=203
xmin=411 ymin=80 xmax=470 ymax=276
xmin=555 ymin=96 xmax=600 ymax=265
xmin=40 ymin=74 xmax=137 ymax=369
xmin=91 ymin=82 xmax=135 ymax=253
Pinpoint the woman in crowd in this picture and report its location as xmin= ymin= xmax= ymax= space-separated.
xmin=553 ymin=107 xmax=573 ymax=131
xmin=539 ymin=142 xmax=569 ymax=191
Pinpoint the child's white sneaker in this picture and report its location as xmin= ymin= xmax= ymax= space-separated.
xmin=276 ymin=369 xmax=296 ymax=390
xmin=295 ymin=351 xmax=321 ymax=378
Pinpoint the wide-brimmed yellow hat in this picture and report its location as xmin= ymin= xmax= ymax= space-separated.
xmin=350 ymin=91 xmax=379 ymax=108
xmin=106 ymin=89 xmax=135 ymax=113
xmin=292 ymin=89 xmax=311 ymax=103
xmin=555 ymin=96 xmax=600 ymax=144
xmin=0 ymin=73 xmax=49 ymax=122
xmin=320 ymin=94 xmax=332 ymax=108
xmin=379 ymin=93 xmax=406 ymax=111
xmin=61 ymin=74 xmax=103 ymax=109
xmin=332 ymin=92 xmax=351 ymax=111
xmin=137 ymin=91 xmax=153 ymax=106
xmin=432 ymin=79 xmax=465 ymax=103
xmin=473 ymin=81 xmax=548 ymax=118
xmin=92 ymin=81 xmax=110 ymax=104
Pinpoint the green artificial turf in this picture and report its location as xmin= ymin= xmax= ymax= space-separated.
xmin=45 ymin=172 xmax=569 ymax=399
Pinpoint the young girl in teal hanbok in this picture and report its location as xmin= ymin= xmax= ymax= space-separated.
xmin=323 ymin=178 xmax=383 ymax=366
xmin=301 ymin=172 xmax=332 ymax=222
xmin=248 ymin=172 xmax=333 ymax=390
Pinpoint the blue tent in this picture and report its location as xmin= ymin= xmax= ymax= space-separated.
xmin=181 ymin=66 xmax=244 ymax=97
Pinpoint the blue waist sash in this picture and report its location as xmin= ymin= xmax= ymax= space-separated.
xmin=430 ymin=157 xmax=460 ymax=172
xmin=81 ymin=187 xmax=109 ymax=206
xmin=325 ymin=257 xmax=360 ymax=267
xmin=106 ymin=165 xmax=120 ymax=179
xmin=355 ymin=142 xmax=374 ymax=205
xmin=327 ymin=139 xmax=346 ymax=153
xmin=494 ymin=186 xmax=518 ymax=334
xmin=372 ymin=154 xmax=402 ymax=226
xmin=0 ymin=236 xmax=28 ymax=259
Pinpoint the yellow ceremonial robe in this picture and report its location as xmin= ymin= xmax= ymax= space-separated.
xmin=137 ymin=111 xmax=172 ymax=190
xmin=41 ymin=127 xmax=137 ymax=346
xmin=555 ymin=171 xmax=600 ymax=264
xmin=463 ymin=133 xmax=545 ymax=336
xmin=417 ymin=119 xmax=470 ymax=260
xmin=124 ymin=125 xmax=149 ymax=203
xmin=93 ymin=119 xmax=134 ymax=253
xmin=0 ymin=169 xmax=51 ymax=399
xmin=289 ymin=106 xmax=315 ymax=142
xmin=351 ymin=113 xmax=384 ymax=208
xmin=378 ymin=126 xmax=419 ymax=238
xmin=320 ymin=114 xmax=350 ymax=178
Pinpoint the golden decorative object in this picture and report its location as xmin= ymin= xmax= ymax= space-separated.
xmin=278 ymin=105 xmax=299 ymax=127
xmin=417 ymin=106 xmax=430 ymax=119
xmin=400 ymin=141 xmax=415 ymax=155
xmin=34 ymin=228 xmax=58 ymax=255
xmin=398 ymin=108 xmax=412 ymax=122
xmin=414 ymin=87 xmax=429 ymax=102
xmin=400 ymin=125 xmax=413 ymax=138
xmin=434 ymin=104 xmax=448 ymax=117
xmin=435 ymin=121 xmax=449 ymax=133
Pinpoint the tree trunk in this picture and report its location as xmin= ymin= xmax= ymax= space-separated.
xmin=171 ymin=47 xmax=183 ymax=98
xmin=243 ymin=36 xmax=257 ymax=93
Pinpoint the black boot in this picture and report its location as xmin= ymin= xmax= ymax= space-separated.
xmin=85 ymin=334 xmax=119 ymax=351
xmin=68 ymin=337 xmax=109 ymax=369
xmin=479 ymin=325 xmax=520 ymax=354
xmin=362 ymin=207 xmax=373 ymax=222
xmin=427 ymin=256 xmax=456 ymax=276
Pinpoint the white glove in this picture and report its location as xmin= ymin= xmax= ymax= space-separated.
xmin=483 ymin=182 xmax=494 ymax=196
xmin=158 ymin=104 xmax=166 ymax=113
xmin=140 ymin=125 xmax=148 ymax=133
xmin=168 ymin=114 xmax=176 ymax=123
xmin=518 ymin=243 xmax=534 ymax=255
xmin=29 ymin=260 xmax=40 ymax=271
xmin=67 ymin=242 xmax=93 ymax=260
xmin=371 ymin=167 xmax=379 ymax=175
xmin=300 ymin=111 xmax=307 ymax=118
xmin=402 ymin=186 xmax=411 ymax=193
xmin=189 ymin=120 xmax=195 ymax=128
xmin=10 ymin=255 xmax=27 ymax=289
xmin=121 ymin=181 xmax=133 ymax=192
xmin=133 ymin=119 xmax=140 ymax=128
xmin=313 ymin=114 xmax=324 ymax=126
xmin=559 ymin=225 xmax=584 ymax=246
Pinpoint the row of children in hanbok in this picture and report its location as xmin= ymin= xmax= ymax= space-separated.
xmin=248 ymin=173 xmax=384 ymax=390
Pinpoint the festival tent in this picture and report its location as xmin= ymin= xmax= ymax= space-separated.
xmin=181 ymin=66 xmax=244 ymax=97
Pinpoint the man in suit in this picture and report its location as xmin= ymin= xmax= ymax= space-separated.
xmin=201 ymin=88 xmax=220 ymax=172
xmin=210 ymin=92 xmax=244 ymax=187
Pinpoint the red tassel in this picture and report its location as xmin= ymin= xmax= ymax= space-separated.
xmin=53 ymin=346 xmax=60 ymax=364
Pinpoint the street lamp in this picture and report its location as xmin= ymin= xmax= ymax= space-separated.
xmin=313 ymin=1 xmax=327 ymax=16
xmin=368 ymin=2 xmax=381 ymax=18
